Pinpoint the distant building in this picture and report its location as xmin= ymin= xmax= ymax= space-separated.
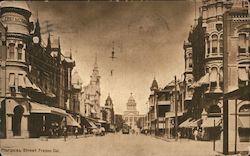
xmin=104 ymin=94 xmax=115 ymax=131
xmin=123 ymin=93 xmax=142 ymax=130
xmin=82 ymin=57 xmax=101 ymax=119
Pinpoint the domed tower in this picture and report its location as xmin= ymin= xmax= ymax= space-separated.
xmin=0 ymin=1 xmax=33 ymax=138
xmin=150 ymin=78 xmax=158 ymax=91
xmin=127 ymin=93 xmax=137 ymax=111
xmin=0 ymin=1 xmax=33 ymax=96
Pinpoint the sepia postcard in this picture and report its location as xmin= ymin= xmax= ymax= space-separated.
xmin=0 ymin=0 xmax=249 ymax=156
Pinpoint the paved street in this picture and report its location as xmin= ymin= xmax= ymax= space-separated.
xmin=0 ymin=133 xmax=223 ymax=156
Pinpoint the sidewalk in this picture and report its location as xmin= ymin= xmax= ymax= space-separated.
xmin=151 ymin=135 xmax=250 ymax=156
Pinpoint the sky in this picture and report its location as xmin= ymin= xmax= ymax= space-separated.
xmin=27 ymin=1 xmax=197 ymax=114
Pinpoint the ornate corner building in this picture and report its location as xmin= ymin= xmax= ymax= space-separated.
xmin=0 ymin=1 xmax=79 ymax=138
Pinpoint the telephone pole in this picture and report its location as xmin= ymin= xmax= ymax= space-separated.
xmin=174 ymin=76 xmax=178 ymax=141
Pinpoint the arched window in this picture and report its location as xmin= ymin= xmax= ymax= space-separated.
xmin=8 ymin=43 xmax=15 ymax=59
xmin=207 ymin=37 xmax=210 ymax=56
xmin=17 ymin=44 xmax=23 ymax=60
xmin=208 ymin=105 xmax=221 ymax=117
xmin=211 ymin=35 xmax=218 ymax=55
xmin=238 ymin=33 xmax=246 ymax=54
xmin=219 ymin=35 xmax=223 ymax=55
xmin=210 ymin=67 xmax=218 ymax=90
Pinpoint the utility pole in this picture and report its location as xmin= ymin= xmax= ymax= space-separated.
xmin=174 ymin=76 xmax=178 ymax=141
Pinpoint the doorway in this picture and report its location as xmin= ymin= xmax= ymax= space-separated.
xmin=12 ymin=105 xmax=24 ymax=136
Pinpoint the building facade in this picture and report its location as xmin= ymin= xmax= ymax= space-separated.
xmin=223 ymin=0 xmax=250 ymax=151
xmin=123 ymin=93 xmax=142 ymax=131
xmin=0 ymin=1 xmax=79 ymax=138
xmin=82 ymin=57 xmax=101 ymax=120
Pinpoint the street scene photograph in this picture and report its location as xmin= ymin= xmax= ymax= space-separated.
xmin=0 ymin=0 xmax=249 ymax=156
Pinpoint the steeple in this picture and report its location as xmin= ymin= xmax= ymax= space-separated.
xmin=90 ymin=55 xmax=100 ymax=86
xmin=56 ymin=37 xmax=61 ymax=63
xmin=150 ymin=77 xmax=158 ymax=91
xmin=46 ymin=33 xmax=51 ymax=54
xmin=34 ymin=18 xmax=41 ymax=44
xmin=105 ymin=93 xmax=113 ymax=107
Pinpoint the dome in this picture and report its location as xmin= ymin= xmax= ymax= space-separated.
xmin=128 ymin=93 xmax=135 ymax=102
xmin=150 ymin=78 xmax=158 ymax=90
xmin=0 ymin=1 xmax=31 ymax=13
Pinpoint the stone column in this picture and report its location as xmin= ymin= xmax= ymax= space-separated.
xmin=6 ymin=114 xmax=13 ymax=138
xmin=21 ymin=115 xmax=29 ymax=138
xmin=228 ymin=100 xmax=240 ymax=152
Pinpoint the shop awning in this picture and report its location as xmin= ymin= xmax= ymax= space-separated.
xmin=201 ymin=117 xmax=222 ymax=128
xmin=210 ymin=68 xmax=218 ymax=82
xmin=198 ymin=73 xmax=209 ymax=85
xmin=238 ymin=116 xmax=250 ymax=128
xmin=66 ymin=114 xmax=81 ymax=128
xmin=81 ymin=116 xmax=97 ymax=129
xmin=179 ymin=118 xmax=192 ymax=128
xmin=51 ymin=107 xmax=68 ymax=116
xmin=238 ymin=68 xmax=248 ymax=81
xmin=97 ymin=119 xmax=107 ymax=124
xmin=90 ymin=107 xmax=97 ymax=114
xmin=25 ymin=77 xmax=42 ymax=93
xmin=88 ymin=119 xmax=97 ymax=129
xmin=30 ymin=102 xmax=52 ymax=114
xmin=188 ymin=119 xmax=202 ymax=128
xmin=190 ymin=82 xmax=201 ymax=89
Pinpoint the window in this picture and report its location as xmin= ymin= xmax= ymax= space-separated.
xmin=238 ymin=33 xmax=246 ymax=54
xmin=188 ymin=59 xmax=193 ymax=68
xmin=17 ymin=44 xmax=23 ymax=60
xmin=18 ymin=74 xmax=25 ymax=88
xmin=219 ymin=35 xmax=223 ymax=54
xmin=8 ymin=43 xmax=15 ymax=59
xmin=9 ymin=73 xmax=15 ymax=86
xmin=207 ymin=39 xmax=210 ymax=56
xmin=211 ymin=35 xmax=218 ymax=54
xmin=210 ymin=67 xmax=218 ymax=91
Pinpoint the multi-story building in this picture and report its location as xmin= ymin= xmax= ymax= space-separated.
xmin=103 ymin=94 xmax=115 ymax=131
xmin=0 ymin=1 xmax=79 ymax=138
xmin=71 ymin=70 xmax=82 ymax=129
xmin=82 ymin=57 xmax=101 ymax=119
xmin=123 ymin=93 xmax=142 ymax=131
xmin=223 ymin=0 xmax=250 ymax=152
xmin=147 ymin=78 xmax=184 ymax=137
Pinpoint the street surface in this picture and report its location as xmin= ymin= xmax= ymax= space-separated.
xmin=0 ymin=133 xmax=236 ymax=156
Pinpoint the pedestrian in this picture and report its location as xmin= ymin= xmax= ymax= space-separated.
xmin=75 ymin=127 xmax=78 ymax=139
xmin=177 ymin=131 xmax=181 ymax=141
xmin=63 ymin=126 xmax=67 ymax=141
xmin=193 ymin=129 xmax=198 ymax=141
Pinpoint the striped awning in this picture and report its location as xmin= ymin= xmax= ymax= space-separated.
xmin=238 ymin=116 xmax=250 ymax=128
xmin=179 ymin=118 xmax=192 ymax=128
xmin=201 ymin=118 xmax=222 ymax=128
